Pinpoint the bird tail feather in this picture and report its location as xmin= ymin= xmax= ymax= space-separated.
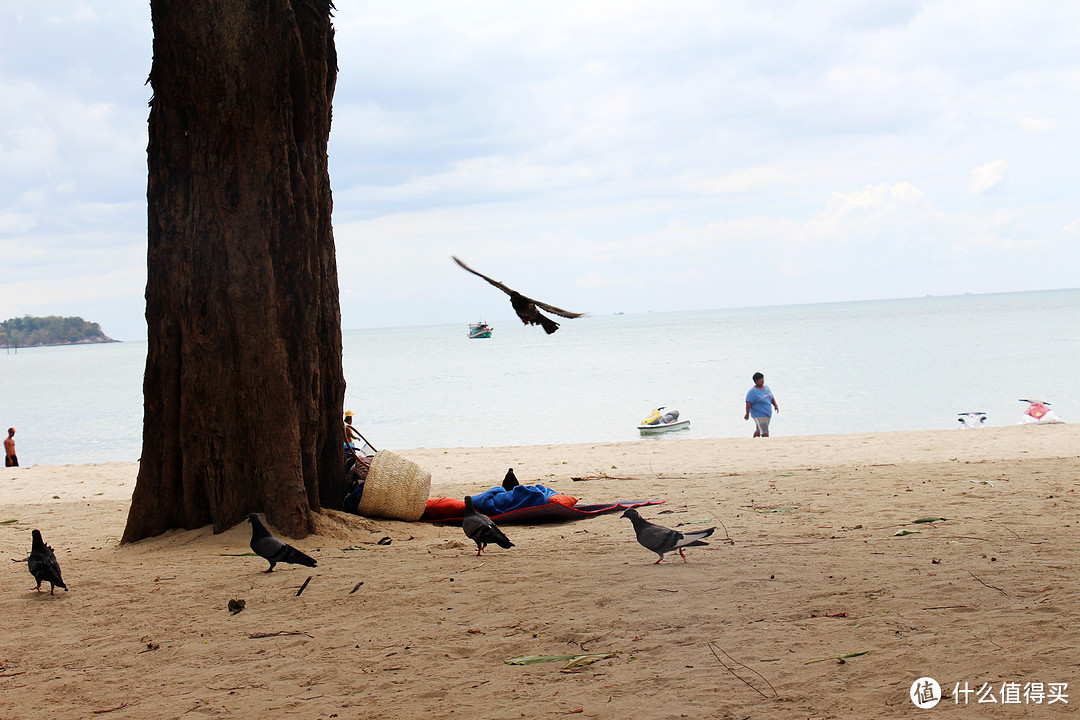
xmin=287 ymin=548 xmax=318 ymax=567
xmin=675 ymin=527 xmax=715 ymax=547
xmin=538 ymin=315 xmax=559 ymax=334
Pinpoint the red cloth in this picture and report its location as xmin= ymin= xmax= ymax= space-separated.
xmin=422 ymin=497 xmax=467 ymax=521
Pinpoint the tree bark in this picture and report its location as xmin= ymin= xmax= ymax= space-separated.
xmin=123 ymin=0 xmax=344 ymax=541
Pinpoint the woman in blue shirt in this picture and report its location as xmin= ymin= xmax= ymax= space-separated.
xmin=744 ymin=372 xmax=779 ymax=437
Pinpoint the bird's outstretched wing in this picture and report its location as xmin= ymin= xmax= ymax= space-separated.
xmin=451 ymin=256 xmax=516 ymax=296
xmin=452 ymin=256 xmax=584 ymax=319
xmin=529 ymin=298 xmax=584 ymax=319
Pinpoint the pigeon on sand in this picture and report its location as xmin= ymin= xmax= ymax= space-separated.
xmin=502 ymin=468 xmax=520 ymax=491
xmin=247 ymin=513 xmax=318 ymax=572
xmin=462 ymin=496 xmax=515 ymax=556
xmin=27 ymin=529 xmax=67 ymax=594
xmin=621 ymin=508 xmax=715 ymax=564
xmin=451 ymin=256 xmax=583 ymax=334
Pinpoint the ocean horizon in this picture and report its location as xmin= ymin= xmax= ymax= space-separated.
xmin=2 ymin=288 xmax=1077 ymax=466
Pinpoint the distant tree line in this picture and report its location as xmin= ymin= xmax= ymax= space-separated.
xmin=0 ymin=315 xmax=117 ymax=348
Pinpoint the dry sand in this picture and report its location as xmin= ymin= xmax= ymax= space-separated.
xmin=2 ymin=424 xmax=1079 ymax=719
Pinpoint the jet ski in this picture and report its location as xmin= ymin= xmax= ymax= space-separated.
xmin=638 ymin=407 xmax=690 ymax=434
xmin=957 ymin=411 xmax=987 ymax=428
xmin=1019 ymin=399 xmax=1064 ymax=424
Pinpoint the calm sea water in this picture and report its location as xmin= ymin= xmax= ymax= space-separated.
xmin=2 ymin=289 xmax=1077 ymax=466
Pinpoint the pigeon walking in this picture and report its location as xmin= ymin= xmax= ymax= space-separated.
xmin=502 ymin=468 xmax=520 ymax=491
xmin=462 ymin=496 xmax=514 ymax=556
xmin=621 ymin=508 xmax=714 ymax=564
xmin=247 ymin=514 xmax=318 ymax=573
xmin=452 ymin=256 xmax=583 ymax=334
xmin=27 ymin=530 xmax=67 ymax=594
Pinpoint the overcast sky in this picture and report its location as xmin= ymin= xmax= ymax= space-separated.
xmin=3 ymin=1 xmax=1078 ymax=340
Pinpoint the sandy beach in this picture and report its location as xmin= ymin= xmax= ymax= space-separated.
xmin=2 ymin=424 xmax=1078 ymax=719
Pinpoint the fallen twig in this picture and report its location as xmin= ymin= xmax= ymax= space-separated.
xmin=804 ymin=650 xmax=870 ymax=665
xmin=91 ymin=702 xmax=132 ymax=715
xmin=349 ymin=581 xmax=364 ymax=594
xmin=342 ymin=537 xmax=392 ymax=549
xmin=248 ymin=631 xmax=312 ymax=639
xmin=707 ymin=642 xmax=776 ymax=698
xmin=967 ymin=570 xmax=1007 ymax=596
xmin=296 ymin=576 xmax=312 ymax=597
xmin=984 ymin=519 xmax=1024 ymax=542
xmin=922 ymin=605 xmax=969 ymax=610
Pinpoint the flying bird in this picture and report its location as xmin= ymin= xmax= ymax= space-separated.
xmin=27 ymin=530 xmax=67 ymax=594
xmin=451 ymin=256 xmax=583 ymax=334
xmin=621 ymin=508 xmax=715 ymax=564
xmin=462 ymin=496 xmax=515 ymax=556
xmin=248 ymin=513 xmax=318 ymax=573
xmin=502 ymin=468 xmax=520 ymax=491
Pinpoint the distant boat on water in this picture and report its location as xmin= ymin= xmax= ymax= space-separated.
xmin=468 ymin=321 xmax=493 ymax=339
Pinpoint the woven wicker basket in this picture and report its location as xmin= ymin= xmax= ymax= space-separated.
xmin=354 ymin=449 xmax=431 ymax=521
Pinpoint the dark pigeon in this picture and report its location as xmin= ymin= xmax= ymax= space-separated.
xmin=502 ymin=468 xmax=520 ymax=491
xmin=248 ymin=514 xmax=318 ymax=573
xmin=462 ymin=496 xmax=514 ymax=556
xmin=28 ymin=530 xmax=67 ymax=594
xmin=452 ymin=256 xmax=583 ymax=334
xmin=621 ymin=508 xmax=715 ymax=564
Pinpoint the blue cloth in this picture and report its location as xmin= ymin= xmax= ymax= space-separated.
xmin=746 ymin=385 xmax=775 ymax=418
xmin=471 ymin=484 xmax=560 ymax=515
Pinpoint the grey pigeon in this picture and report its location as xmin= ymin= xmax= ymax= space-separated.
xmin=27 ymin=529 xmax=67 ymax=594
xmin=452 ymin=256 xmax=583 ymax=334
xmin=502 ymin=468 xmax=520 ymax=491
xmin=621 ymin=508 xmax=715 ymax=564
xmin=247 ymin=514 xmax=317 ymax=572
xmin=462 ymin=496 xmax=514 ymax=556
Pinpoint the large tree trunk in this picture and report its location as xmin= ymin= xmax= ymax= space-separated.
xmin=123 ymin=0 xmax=344 ymax=542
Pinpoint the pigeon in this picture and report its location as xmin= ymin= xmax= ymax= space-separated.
xmin=27 ymin=530 xmax=67 ymax=594
xmin=462 ymin=496 xmax=514 ymax=556
xmin=502 ymin=468 xmax=520 ymax=491
xmin=247 ymin=513 xmax=318 ymax=572
xmin=621 ymin=508 xmax=715 ymax=564
xmin=452 ymin=256 xmax=583 ymax=334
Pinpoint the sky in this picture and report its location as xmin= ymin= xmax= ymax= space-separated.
xmin=2 ymin=1 xmax=1078 ymax=341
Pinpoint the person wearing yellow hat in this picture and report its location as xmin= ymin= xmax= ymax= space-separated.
xmin=344 ymin=411 xmax=374 ymax=456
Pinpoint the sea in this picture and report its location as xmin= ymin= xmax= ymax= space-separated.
xmin=1 ymin=288 xmax=1077 ymax=467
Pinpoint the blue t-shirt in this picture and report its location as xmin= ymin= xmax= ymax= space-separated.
xmin=746 ymin=385 xmax=775 ymax=418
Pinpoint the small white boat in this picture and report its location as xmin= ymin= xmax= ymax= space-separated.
xmin=638 ymin=407 xmax=690 ymax=434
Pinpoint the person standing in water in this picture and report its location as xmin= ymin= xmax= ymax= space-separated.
xmin=744 ymin=373 xmax=779 ymax=437
xmin=5 ymin=427 xmax=18 ymax=467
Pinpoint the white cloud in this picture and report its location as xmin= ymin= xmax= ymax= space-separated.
xmin=969 ymin=160 xmax=1008 ymax=195
xmin=5 ymin=1 xmax=1080 ymax=334
xmin=1018 ymin=117 xmax=1059 ymax=132
xmin=0 ymin=211 xmax=37 ymax=235
xmin=43 ymin=1 xmax=100 ymax=24
xmin=574 ymin=272 xmax=620 ymax=289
